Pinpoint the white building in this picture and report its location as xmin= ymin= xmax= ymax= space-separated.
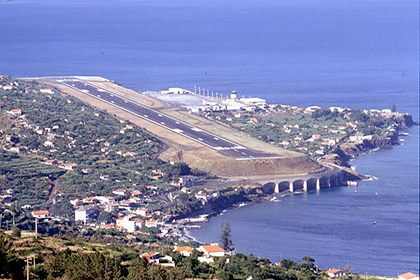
xmin=161 ymin=87 xmax=190 ymax=94
xmin=96 ymin=196 xmax=115 ymax=204
xmin=121 ymin=216 xmax=136 ymax=233
xmin=136 ymin=208 xmax=150 ymax=216
xmin=32 ymin=210 xmax=49 ymax=219
xmin=399 ymin=273 xmax=420 ymax=280
xmin=105 ymin=203 xmax=119 ymax=212
xmin=239 ymin=97 xmax=266 ymax=107
xmin=174 ymin=246 xmax=194 ymax=257
xmin=75 ymin=206 xmax=94 ymax=224
xmin=40 ymin=88 xmax=54 ymax=94
xmin=198 ymin=244 xmax=225 ymax=257
xmin=145 ymin=219 xmax=158 ymax=228
xmin=325 ymin=269 xmax=345 ymax=278
xmin=112 ymin=189 xmax=129 ymax=196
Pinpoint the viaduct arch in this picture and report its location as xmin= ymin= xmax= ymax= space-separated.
xmin=260 ymin=169 xmax=345 ymax=194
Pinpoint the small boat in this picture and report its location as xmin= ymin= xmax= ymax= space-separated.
xmin=372 ymin=221 xmax=377 ymax=225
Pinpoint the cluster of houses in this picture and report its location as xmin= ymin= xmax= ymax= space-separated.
xmin=2 ymin=106 xmax=144 ymax=157
xmin=68 ymin=183 xmax=218 ymax=234
xmin=323 ymin=271 xmax=419 ymax=280
xmin=26 ymin=206 xmax=420 ymax=280
xmin=1 ymin=78 xmax=54 ymax=95
xmin=45 ymin=159 xmax=78 ymax=170
xmin=67 ymin=187 xmax=177 ymax=235
xmin=141 ymin=243 xmax=227 ymax=267
xmin=221 ymin=102 xmax=401 ymax=156
xmin=167 ymin=86 xmax=403 ymax=157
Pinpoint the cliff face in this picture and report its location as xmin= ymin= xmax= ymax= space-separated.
xmin=396 ymin=114 xmax=415 ymax=127
xmin=321 ymin=130 xmax=401 ymax=181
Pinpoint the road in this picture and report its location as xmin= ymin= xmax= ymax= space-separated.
xmin=48 ymin=77 xmax=281 ymax=160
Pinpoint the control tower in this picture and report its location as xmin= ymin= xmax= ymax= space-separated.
xmin=230 ymin=90 xmax=238 ymax=100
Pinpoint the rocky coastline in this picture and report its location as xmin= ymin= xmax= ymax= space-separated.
xmin=174 ymin=113 xmax=417 ymax=240
xmin=322 ymin=113 xmax=416 ymax=178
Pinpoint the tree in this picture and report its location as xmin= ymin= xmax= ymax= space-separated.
xmin=0 ymin=234 xmax=25 ymax=279
xmin=302 ymin=256 xmax=314 ymax=265
xmin=11 ymin=227 xmax=21 ymax=238
xmin=391 ymin=102 xmax=397 ymax=113
xmin=220 ymin=221 xmax=233 ymax=251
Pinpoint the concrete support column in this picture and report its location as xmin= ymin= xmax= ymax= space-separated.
xmin=316 ymin=179 xmax=321 ymax=191
xmin=289 ymin=181 xmax=294 ymax=192
xmin=274 ymin=183 xmax=279 ymax=193
xmin=338 ymin=172 xmax=344 ymax=185
xmin=303 ymin=181 xmax=308 ymax=192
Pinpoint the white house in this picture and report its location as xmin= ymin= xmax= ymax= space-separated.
xmin=198 ymin=255 xmax=214 ymax=263
xmin=8 ymin=109 xmax=22 ymax=116
xmin=105 ymin=203 xmax=119 ymax=212
xmin=32 ymin=210 xmax=49 ymax=219
xmin=399 ymin=273 xmax=419 ymax=280
xmin=145 ymin=219 xmax=158 ymax=228
xmin=112 ymin=189 xmax=129 ymax=196
xmin=140 ymin=252 xmax=175 ymax=267
xmin=96 ymin=196 xmax=115 ymax=204
xmin=173 ymin=246 xmax=194 ymax=257
xmin=198 ymin=244 xmax=225 ymax=257
xmin=40 ymin=88 xmax=54 ymax=94
xmin=75 ymin=206 xmax=94 ymax=224
xmin=325 ymin=269 xmax=345 ymax=278
xmin=135 ymin=218 xmax=144 ymax=229
xmin=305 ymin=106 xmax=321 ymax=112
xmin=70 ymin=199 xmax=83 ymax=207
xmin=120 ymin=216 xmax=135 ymax=233
xmin=136 ymin=208 xmax=151 ymax=216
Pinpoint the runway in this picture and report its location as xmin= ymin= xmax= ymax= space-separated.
xmin=48 ymin=77 xmax=281 ymax=160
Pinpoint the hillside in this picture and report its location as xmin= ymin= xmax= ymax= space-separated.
xmin=0 ymin=76 xmax=196 ymax=208
xmin=0 ymin=230 xmax=382 ymax=280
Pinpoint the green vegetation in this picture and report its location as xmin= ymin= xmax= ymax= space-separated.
xmin=0 ymin=75 xmax=402 ymax=279
xmin=391 ymin=102 xmax=397 ymax=113
xmin=0 ymin=76 xmax=200 ymax=208
xmin=220 ymin=221 xmax=233 ymax=252
xmin=0 ymin=231 xmax=341 ymax=280
xmin=214 ymin=105 xmax=405 ymax=156
xmin=0 ymin=234 xmax=25 ymax=279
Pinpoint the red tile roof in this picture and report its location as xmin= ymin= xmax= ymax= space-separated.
xmin=200 ymin=245 xmax=224 ymax=253
xmin=399 ymin=273 xmax=419 ymax=279
xmin=325 ymin=269 xmax=343 ymax=274
xmin=32 ymin=210 xmax=49 ymax=215
xmin=174 ymin=246 xmax=193 ymax=253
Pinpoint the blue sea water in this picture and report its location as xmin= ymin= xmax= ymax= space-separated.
xmin=189 ymin=125 xmax=419 ymax=276
xmin=0 ymin=0 xmax=418 ymax=276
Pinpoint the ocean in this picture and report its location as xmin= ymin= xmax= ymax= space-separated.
xmin=0 ymin=0 xmax=418 ymax=275
xmin=188 ymin=125 xmax=419 ymax=276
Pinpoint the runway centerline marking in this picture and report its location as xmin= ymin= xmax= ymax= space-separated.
xmin=50 ymin=77 xmax=282 ymax=160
